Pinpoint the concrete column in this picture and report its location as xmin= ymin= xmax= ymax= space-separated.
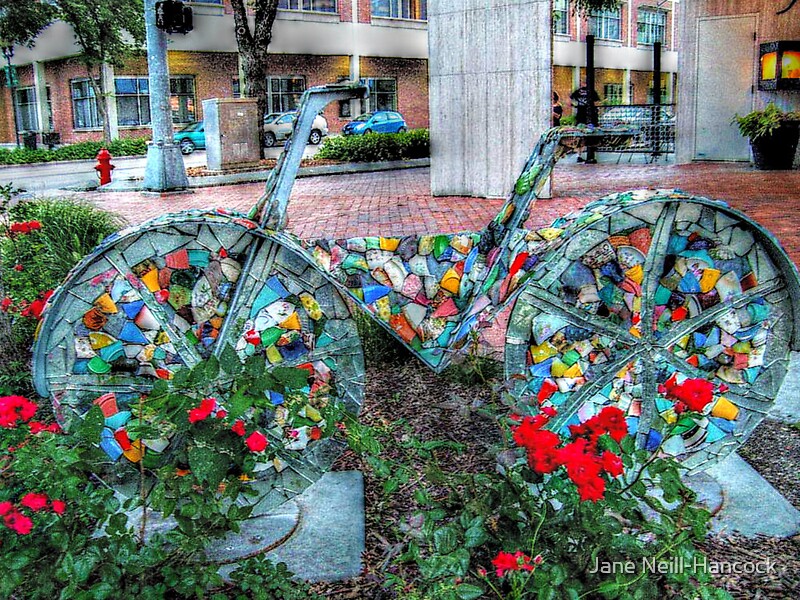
xmin=622 ymin=68 xmax=632 ymax=104
xmin=429 ymin=0 xmax=552 ymax=198
xmin=572 ymin=66 xmax=581 ymax=91
xmin=349 ymin=0 xmax=361 ymax=116
xmin=665 ymin=71 xmax=675 ymax=104
xmin=32 ymin=62 xmax=50 ymax=133
xmin=143 ymin=0 xmax=188 ymax=192
xmin=101 ymin=63 xmax=119 ymax=140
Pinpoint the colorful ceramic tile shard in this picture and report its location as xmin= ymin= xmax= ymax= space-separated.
xmin=32 ymin=84 xmax=800 ymax=512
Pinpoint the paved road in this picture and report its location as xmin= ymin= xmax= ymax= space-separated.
xmin=0 ymin=144 xmax=320 ymax=193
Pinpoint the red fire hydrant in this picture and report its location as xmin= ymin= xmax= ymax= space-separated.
xmin=95 ymin=148 xmax=115 ymax=186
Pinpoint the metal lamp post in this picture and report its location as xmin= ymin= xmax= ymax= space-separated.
xmin=1 ymin=44 xmax=20 ymax=148
xmin=142 ymin=0 xmax=189 ymax=192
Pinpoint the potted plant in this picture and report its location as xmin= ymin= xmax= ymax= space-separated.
xmin=734 ymin=102 xmax=800 ymax=170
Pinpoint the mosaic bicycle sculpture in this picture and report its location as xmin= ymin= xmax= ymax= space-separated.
xmin=33 ymin=84 xmax=800 ymax=508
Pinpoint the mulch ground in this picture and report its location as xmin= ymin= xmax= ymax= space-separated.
xmin=309 ymin=359 xmax=800 ymax=600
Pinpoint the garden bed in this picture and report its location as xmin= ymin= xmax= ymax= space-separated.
xmin=311 ymin=360 xmax=800 ymax=600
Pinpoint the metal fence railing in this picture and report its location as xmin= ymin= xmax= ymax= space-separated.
xmin=595 ymin=104 xmax=676 ymax=156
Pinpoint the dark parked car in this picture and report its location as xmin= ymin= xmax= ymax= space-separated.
xmin=342 ymin=111 xmax=407 ymax=135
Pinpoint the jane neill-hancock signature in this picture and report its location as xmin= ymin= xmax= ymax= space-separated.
xmin=778 ymin=0 xmax=798 ymax=15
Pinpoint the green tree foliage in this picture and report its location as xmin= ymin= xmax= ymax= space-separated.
xmin=0 ymin=0 xmax=55 ymax=47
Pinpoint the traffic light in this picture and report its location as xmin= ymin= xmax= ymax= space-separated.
xmin=155 ymin=0 xmax=193 ymax=34
xmin=2 ymin=65 xmax=18 ymax=88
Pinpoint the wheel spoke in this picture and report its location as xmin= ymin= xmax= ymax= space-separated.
xmin=658 ymin=280 xmax=785 ymax=350
xmin=523 ymin=286 xmax=641 ymax=346
xmin=641 ymin=203 xmax=678 ymax=343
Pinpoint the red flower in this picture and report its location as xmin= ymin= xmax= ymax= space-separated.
xmin=512 ymin=415 xmax=551 ymax=448
xmin=595 ymin=406 xmax=628 ymax=443
xmin=601 ymin=451 xmax=624 ymax=478
xmin=491 ymin=551 xmax=536 ymax=577
xmin=20 ymin=493 xmax=49 ymax=512
xmin=29 ymin=421 xmax=60 ymax=434
xmin=27 ymin=221 xmax=41 ymax=231
xmin=0 ymin=297 xmax=12 ymax=312
xmin=563 ymin=451 xmax=602 ymax=488
xmin=19 ymin=291 xmax=52 ymax=320
xmin=3 ymin=510 xmax=33 ymax=535
xmin=576 ymin=475 xmax=606 ymax=502
xmin=187 ymin=397 xmax=217 ymax=423
xmin=309 ymin=426 xmax=323 ymax=441
xmin=0 ymin=396 xmax=38 ymax=428
xmin=0 ymin=501 xmax=12 ymax=516
xmin=245 ymin=431 xmax=268 ymax=452
xmin=13 ymin=264 xmax=23 ymax=272
xmin=671 ymin=378 xmax=714 ymax=413
xmin=231 ymin=420 xmax=246 ymax=437
xmin=215 ymin=409 xmax=228 ymax=419
xmin=50 ymin=500 xmax=66 ymax=516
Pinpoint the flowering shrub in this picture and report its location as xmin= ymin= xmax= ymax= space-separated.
xmin=0 ymin=354 xmax=337 ymax=598
xmin=349 ymin=395 xmax=732 ymax=600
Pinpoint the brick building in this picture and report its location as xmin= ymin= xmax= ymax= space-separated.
xmin=0 ymin=0 xmax=678 ymax=147
xmin=0 ymin=0 xmax=430 ymax=145
xmin=676 ymin=0 xmax=800 ymax=164
xmin=552 ymin=0 xmax=679 ymax=112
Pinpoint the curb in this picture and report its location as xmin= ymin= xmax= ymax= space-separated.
xmin=92 ymin=158 xmax=431 ymax=193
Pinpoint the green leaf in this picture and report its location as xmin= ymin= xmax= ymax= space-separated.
xmin=188 ymin=445 xmax=230 ymax=488
xmin=456 ymin=584 xmax=485 ymax=600
xmin=77 ymin=406 xmax=104 ymax=442
xmin=205 ymin=355 xmax=220 ymax=380
xmin=220 ymin=343 xmax=243 ymax=375
xmin=272 ymin=366 xmax=311 ymax=390
xmin=433 ymin=526 xmax=459 ymax=554
xmin=383 ymin=478 xmax=400 ymax=495
xmin=464 ymin=525 xmax=488 ymax=548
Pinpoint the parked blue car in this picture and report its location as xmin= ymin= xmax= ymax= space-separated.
xmin=342 ymin=111 xmax=407 ymax=135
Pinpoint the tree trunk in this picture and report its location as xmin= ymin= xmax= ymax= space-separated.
xmin=230 ymin=0 xmax=279 ymax=159
xmin=87 ymin=65 xmax=113 ymax=143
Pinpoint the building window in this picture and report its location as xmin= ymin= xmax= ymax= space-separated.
xmin=553 ymin=0 xmax=569 ymax=35
xmin=279 ymin=0 xmax=337 ymax=13
xmin=603 ymin=83 xmax=623 ymax=105
xmin=637 ymin=9 xmax=666 ymax=45
xmin=371 ymin=0 xmax=427 ymax=21
xmin=71 ymin=79 xmax=102 ymax=129
xmin=268 ymin=76 xmax=306 ymax=113
xmin=647 ymin=81 xmax=669 ymax=104
xmin=170 ymin=76 xmax=196 ymax=123
xmin=115 ymin=77 xmax=151 ymax=127
xmin=232 ymin=78 xmax=241 ymax=98
xmin=589 ymin=7 xmax=621 ymax=41
xmin=14 ymin=87 xmax=40 ymax=132
xmin=364 ymin=78 xmax=397 ymax=112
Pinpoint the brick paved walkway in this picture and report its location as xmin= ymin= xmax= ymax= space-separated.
xmin=81 ymin=162 xmax=800 ymax=265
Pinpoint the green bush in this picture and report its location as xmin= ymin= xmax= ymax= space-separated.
xmin=0 ymin=189 xmax=124 ymax=396
xmin=1 ymin=198 xmax=124 ymax=302
xmin=0 ymin=138 xmax=148 ymax=165
xmin=316 ymin=129 xmax=429 ymax=162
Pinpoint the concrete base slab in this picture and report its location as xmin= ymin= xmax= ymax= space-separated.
xmin=770 ymin=351 xmax=800 ymax=424
xmin=690 ymin=453 xmax=800 ymax=538
xmin=262 ymin=470 xmax=365 ymax=582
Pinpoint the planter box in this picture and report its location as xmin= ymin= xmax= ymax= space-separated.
xmin=751 ymin=122 xmax=800 ymax=170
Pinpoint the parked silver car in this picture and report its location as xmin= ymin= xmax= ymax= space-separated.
xmin=263 ymin=111 xmax=329 ymax=147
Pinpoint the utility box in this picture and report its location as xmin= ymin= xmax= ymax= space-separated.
xmin=203 ymin=98 xmax=260 ymax=172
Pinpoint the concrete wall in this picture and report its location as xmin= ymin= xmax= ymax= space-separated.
xmin=429 ymin=0 xmax=551 ymax=199
xmin=677 ymin=0 xmax=800 ymax=164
